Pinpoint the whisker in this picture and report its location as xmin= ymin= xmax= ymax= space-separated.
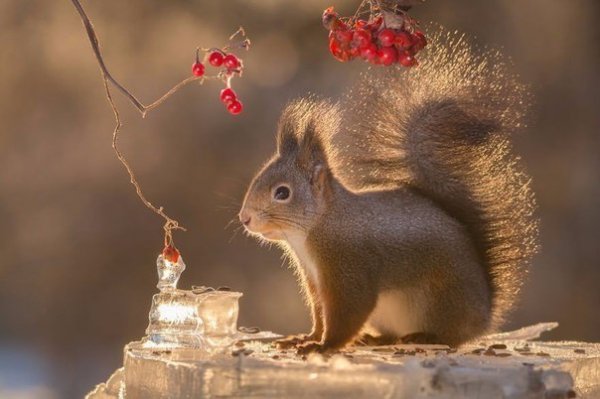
xmin=262 ymin=206 xmax=320 ymax=220
xmin=268 ymin=216 xmax=308 ymax=232
xmin=224 ymin=217 xmax=239 ymax=231
xmin=228 ymin=224 xmax=244 ymax=243
xmin=276 ymin=216 xmax=308 ymax=230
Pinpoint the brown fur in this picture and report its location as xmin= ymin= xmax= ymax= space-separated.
xmin=240 ymin=31 xmax=538 ymax=352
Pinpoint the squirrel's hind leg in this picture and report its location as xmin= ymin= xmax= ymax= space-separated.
xmin=417 ymin=263 xmax=493 ymax=347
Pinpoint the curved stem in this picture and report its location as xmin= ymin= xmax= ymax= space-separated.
xmin=71 ymin=0 xmax=190 ymax=241
xmin=70 ymin=0 xmax=146 ymax=113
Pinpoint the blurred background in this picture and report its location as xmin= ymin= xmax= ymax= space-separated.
xmin=0 ymin=0 xmax=598 ymax=397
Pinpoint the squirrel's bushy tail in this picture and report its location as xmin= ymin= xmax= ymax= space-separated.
xmin=334 ymin=29 xmax=539 ymax=328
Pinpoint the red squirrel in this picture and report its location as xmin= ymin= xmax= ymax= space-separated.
xmin=239 ymin=31 xmax=538 ymax=353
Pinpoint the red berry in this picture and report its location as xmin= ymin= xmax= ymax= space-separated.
xmin=223 ymin=54 xmax=240 ymax=69
xmin=348 ymin=45 xmax=360 ymax=58
xmin=352 ymin=29 xmax=372 ymax=49
xmin=335 ymin=29 xmax=354 ymax=44
xmin=354 ymin=20 xmax=367 ymax=29
xmin=411 ymin=31 xmax=427 ymax=51
xmin=191 ymin=61 xmax=205 ymax=77
xmin=329 ymin=36 xmax=340 ymax=53
xmin=398 ymin=51 xmax=417 ymax=67
xmin=163 ymin=245 xmax=180 ymax=263
xmin=329 ymin=37 xmax=349 ymax=61
xmin=360 ymin=43 xmax=378 ymax=61
xmin=368 ymin=16 xmax=383 ymax=31
xmin=334 ymin=20 xmax=349 ymax=31
xmin=394 ymin=31 xmax=412 ymax=48
xmin=378 ymin=46 xmax=398 ymax=66
xmin=208 ymin=51 xmax=224 ymax=67
xmin=340 ymin=49 xmax=353 ymax=61
xmin=227 ymin=100 xmax=243 ymax=115
xmin=220 ymin=88 xmax=237 ymax=104
xmin=378 ymin=29 xmax=396 ymax=47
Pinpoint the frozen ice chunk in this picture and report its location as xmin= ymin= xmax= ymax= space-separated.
xmin=89 ymin=325 xmax=600 ymax=398
xmin=144 ymin=289 xmax=242 ymax=350
xmin=156 ymin=254 xmax=185 ymax=291
xmin=144 ymin=252 xmax=244 ymax=350
xmin=85 ymin=368 xmax=124 ymax=399
xmin=112 ymin=339 xmax=590 ymax=399
xmin=146 ymin=290 xmax=205 ymax=348
xmin=198 ymin=291 xmax=241 ymax=348
xmin=481 ymin=322 xmax=559 ymax=341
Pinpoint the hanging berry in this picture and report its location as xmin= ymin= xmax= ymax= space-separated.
xmin=322 ymin=1 xmax=427 ymax=69
xmin=208 ymin=51 xmax=225 ymax=67
xmin=162 ymin=244 xmax=181 ymax=264
xmin=219 ymin=88 xmax=244 ymax=115
xmin=227 ymin=100 xmax=243 ymax=115
xmin=190 ymin=28 xmax=249 ymax=116
xmin=220 ymin=88 xmax=237 ymax=104
xmin=223 ymin=54 xmax=241 ymax=70
xmin=191 ymin=61 xmax=205 ymax=77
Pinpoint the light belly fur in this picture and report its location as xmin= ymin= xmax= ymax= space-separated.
xmin=284 ymin=231 xmax=320 ymax=290
xmin=366 ymin=289 xmax=425 ymax=337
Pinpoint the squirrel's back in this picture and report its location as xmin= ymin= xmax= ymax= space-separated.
xmin=331 ymin=29 xmax=539 ymax=329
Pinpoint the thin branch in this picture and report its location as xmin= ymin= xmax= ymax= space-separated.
xmin=142 ymin=75 xmax=199 ymax=116
xmin=71 ymin=0 xmax=148 ymax=112
xmin=102 ymin=77 xmax=185 ymax=246
xmin=71 ymin=0 xmax=192 ymax=243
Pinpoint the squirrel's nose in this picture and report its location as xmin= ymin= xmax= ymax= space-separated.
xmin=239 ymin=210 xmax=251 ymax=226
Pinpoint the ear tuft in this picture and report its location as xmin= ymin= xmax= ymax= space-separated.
xmin=276 ymin=110 xmax=299 ymax=156
xmin=298 ymin=119 xmax=326 ymax=172
xmin=276 ymin=98 xmax=339 ymax=173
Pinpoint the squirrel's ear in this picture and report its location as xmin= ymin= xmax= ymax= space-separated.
xmin=310 ymin=163 xmax=328 ymax=192
xmin=299 ymin=121 xmax=329 ymax=183
xmin=276 ymin=116 xmax=299 ymax=156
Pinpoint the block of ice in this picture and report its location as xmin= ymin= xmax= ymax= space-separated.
xmin=86 ymin=368 xmax=124 ymax=399
xmin=481 ymin=322 xmax=559 ymax=342
xmin=144 ymin=289 xmax=242 ymax=350
xmin=156 ymin=254 xmax=185 ymax=291
xmin=88 ymin=322 xmax=600 ymax=399
xmin=141 ymin=253 xmax=245 ymax=350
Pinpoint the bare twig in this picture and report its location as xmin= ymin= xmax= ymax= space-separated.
xmin=71 ymin=0 xmax=200 ymax=244
xmin=352 ymin=0 xmax=371 ymax=21
xmin=101 ymin=77 xmax=185 ymax=246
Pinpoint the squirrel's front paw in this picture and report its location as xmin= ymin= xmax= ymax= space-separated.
xmin=275 ymin=334 xmax=311 ymax=349
xmin=296 ymin=342 xmax=325 ymax=355
xmin=296 ymin=342 xmax=341 ymax=356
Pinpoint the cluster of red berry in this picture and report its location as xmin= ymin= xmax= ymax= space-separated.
xmin=323 ymin=6 xmax=426 ymax=67
xmin=191 ymin=49 xmax=244 ymax=115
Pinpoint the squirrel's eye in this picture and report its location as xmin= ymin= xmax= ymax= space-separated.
xmin=273 ymin=185 xmax=291 ymax=202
